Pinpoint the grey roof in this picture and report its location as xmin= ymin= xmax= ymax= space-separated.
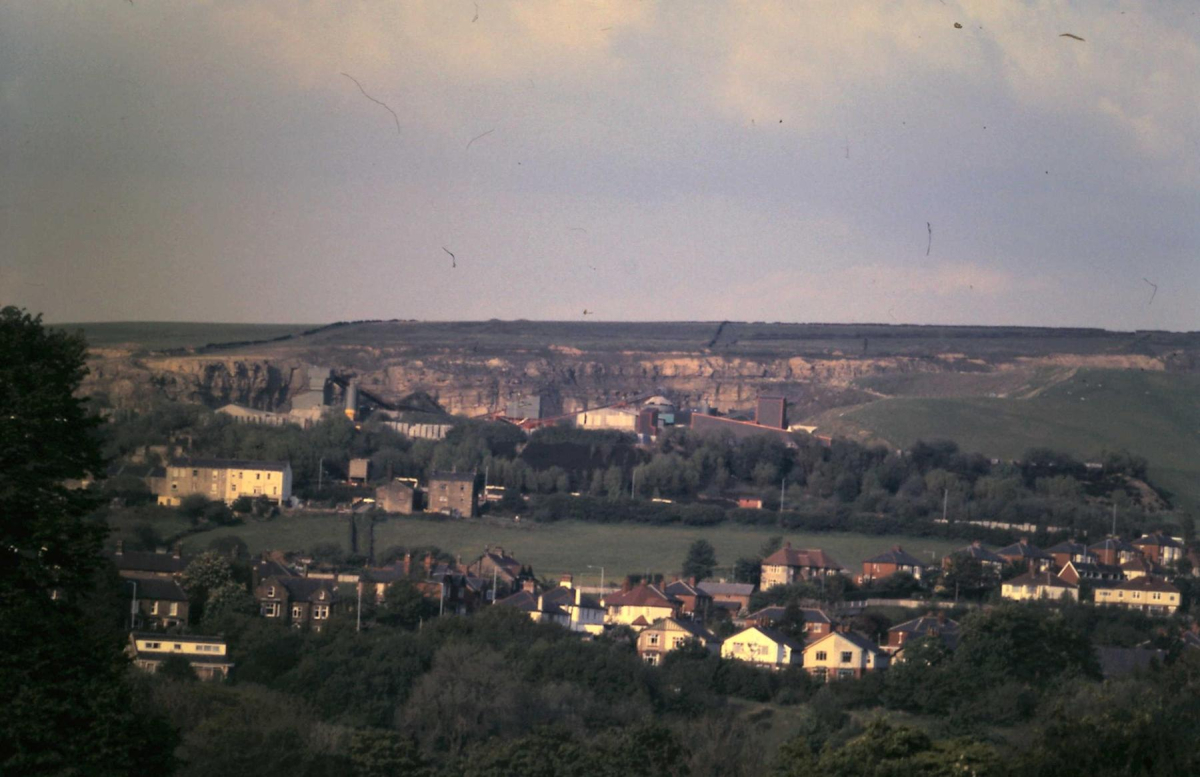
xmin=745 ymin=605 xmax=831 ymax=625
xmin=807 ymin=630 xmax=884 ymax=655
xmin=1089 ymin=537 xmax=1138 ymax=553
xmin=131 ymin=631 xmax=225 ymax=644
xmin=664 ymin=580 xmax=707 ymax=598
xmin=134 ymin=578 xmax=188 ymax=601
xmin=951 ymin=543 xmax=1006 ymax=565
xmin=863 ymin=546 xmax=926 ymax=567
xmin=1133 ymin=532 xmax=1183 ymax=549
xmin=752 ymin=626 xmax=807 ymax=652
xmin=429 ymin=471 xmax=476 ymax=483
xmin=169 ymin=458 xmax=290 ymax=472
xmin=262 ymin=576 xmax=339 ymax=603
xmin=996 ymin=541 xmax=1052 ymax=560
xmin=542 ymin=586 xmax=602 ymax=610
xmin=1006 ymin=570 xmax=1076 ymax=588
xmin=697 ymin=581 xmax=755 ymax=597
xmin=113 ymin=550 xmax=188 ymax=575
xmin=644 ymin=617 xmax=714 ymax=642
xmin=1045 ymin=540 xmax=1092 ymax=556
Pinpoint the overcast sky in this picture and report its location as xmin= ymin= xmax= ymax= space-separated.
xmin=2 ymin=1 xmax=1198 ymax=329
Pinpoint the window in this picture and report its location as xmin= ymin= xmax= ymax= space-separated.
xmin=146 ymin=641 xmax=161 ymax=649
xmin=292 ymin=604 xmax=303 ymax=619
xmin=256 ymin=473 xmax=260 ymax=480
xmin=174 ymin=644 xmax=182 ymax=651
xmin=169 ymin=602 xmax=179 ymax=616
xmin=838 ymin=669 xmax=855 ymax=679
xmin=192 ymin=470 xmax=198 ymax=476
xmin=262 ymin=602 xmax=279 ymax=617
xmin=150 ymin=601 xmax=159 ymax=615
xmin=643 ymin=654 xmax=659 ymax=665
xmin=313 ymin=604 xmax=330 ymax=620
xmin=267 ymin=586 xmax=275 ymax=598
xmin=648 ymin=634 xmax=659 ymax=646
xmin=841 ymin=652 xmax=853 ymax=663
xmin=815 ymin=651 xmax=827 ymax=661
xmin=1153 ymin=592 xmax=1162 ymax=600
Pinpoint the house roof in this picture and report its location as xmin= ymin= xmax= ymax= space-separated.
xmin=1089 ymin=537 xmax=1138 ymax=553
xmin=168 ymin=458 xmax=289 ymax=472
xmin=863 ymin=546 xmax=925 ymax=567
xmin=1062 ymin=561 xmax=1123 ymax=578
xmin=1005 ymin=570 xmax=1077 ymax=588
xmin=1045 ymin=540 xmax=1093 ymax=557
xmin=949 ymin=542 xmax=1006 ymax=565
xmin=890 ymin=615 xmax=960 ymax=637
xmin=630 ymin=615 xmax=651 ymax=627
xmin=745 ymin=605 xmax=831 ymax=625
xmin=1098 ymin=577 xmax=1180 ymax=594
xmin=604 ymin=583 xmax=679 ymax=608
xmin=664 ymin=580 xmax=708 ymax=598
xmin=1119 ymin=557 xmax=1166 ymax=575
xmin=542 ymin=586 xmax=602 ymax=610
xmin=264 ymin=576 xmax=339 ymax=602
xmin=254 ymin=557 xmax=298 ymax=580
xmin=131 ymin=632 xmax=226 ymax=644
xmin=995 ymin=540 xmax=1052 ymax=560
xmin=1132 ymin=532 xmax=1183 ymax=549
xmin=134 ymin=578 xmax=188 ymax=601
xmin=805 ymin=630 xmax=884 ymax=655
xmin=643 ymin=617 xmax=714 ymax=642
xmin=364 ymin=563 xmax=409 ymax=584
xmin=762 ymin=545 xmax=844 ymax=571
xmin=697 ymin=581 xmax=755 ymax=597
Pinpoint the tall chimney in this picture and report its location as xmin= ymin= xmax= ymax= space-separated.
xmin=423 ymin=554 xmax=433 ymax=575
xmin=403 ymin=552 xmax=412 ymax=576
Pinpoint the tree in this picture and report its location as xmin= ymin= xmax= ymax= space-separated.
xmin=378 ymin=580 xmax=437 ymax=629
xmin=682 ymin=539 xmax=718 ymax=582
xmin=0 ymin=307 xmax=177 ymax=775
xmin=157 ymin=654 xmax=198 ymax=682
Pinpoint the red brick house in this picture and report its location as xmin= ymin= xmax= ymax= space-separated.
xmin=859 ymin=546 xmax=926 ymax=584
xmin=995 ymin=539 xmax=1054 ymax=572
xmin=1132 ymin=532 xmax=1184 ymax=566
xmin=664 ymin=579 xmax=712 ymax=619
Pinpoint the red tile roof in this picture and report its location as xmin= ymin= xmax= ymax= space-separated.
xmin=762 ymin=547 xmax=844 ymax=571
xmin=604 ymin=583 xmax=679 ymax=608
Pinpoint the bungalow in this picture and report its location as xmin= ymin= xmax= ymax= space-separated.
xmin=760 ymin=543 xmax=845 ymax=590
xmin=859 ymin=546 xmax=926 ymax=584
xmin=664 ymin=579 xmax=712 ymax=619
xmin=886 ymin=614 xmax=959 ymax=655
xmin=130 ymin=577 xmax=190 ymax=630
xmin=995 ymin=539 xmax=1054 ymax=572
xmin=742 ymin=605 xmax=832 ymax=640
xmin=1001 ymin=570 xmax=1078 ymax=603
xmin=1093 ymin=577 xmax=1181 ymax=616
xmin=127 ymin=633 xmax=232 ymax=681
xmin=1132 ymin=532 xmax=1184 ymax=566
xmin=1089 ymin=537 xmax=1142 ymax=567
xmin=697 ymin=581 xmax=756 ymax=616
xmin=603 ymin=583 xmax=681 ymax=630
xmin=722 ymin=626 xmax=805 ymax=670
xmin=255 ymin=576 xmax=340 ymax=632
xmin=637 ymin=618 xmax=718 ymax=665
xmin=802 ymin=631 xmax=889 ymax=682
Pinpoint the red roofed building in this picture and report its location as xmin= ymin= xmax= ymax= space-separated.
xmin=761 ymin=542 xmax=844 ymax=590
xmin=1132 ymin=532 xmax=1184 ymax=566
xmin=858 ymin=546 xmax=926 ymax=584
xmin=603 ymin=583 xmax=681 ymax=630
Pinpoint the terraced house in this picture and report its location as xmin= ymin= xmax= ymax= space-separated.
xmin=1093 ymin=577 xmax=1181 ymax=616
xmin=127 ymin=633 xmax=232 ymax=681
xmin=157 ymin=458 xmax=292 ymax=506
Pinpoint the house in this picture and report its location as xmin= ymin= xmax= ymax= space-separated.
xmin=464 ymin=546 xmax=525 ymax=599
xmin=1132 ymin=532 xmax=1184 ymax=566
xmin=995 ymin=539 xmax=1054 ymax=572
xmin=1000 ymin=570 xmax=1079 ymax=602
xmin=742 ymin=605 xmax=832 ymax=640
xmin=760 ymin=543 xmax=845 ymax=590
xmin=251 ymin=553 xmax=299 ymax=589
xmin=130 ymin=577 xmax=190 ymax=630
xmin=801 ymin=631 xmax=889 ymax=681
xmin=859 ymin=546 xmax=926 ymax=584
xmin=427 ymin=471 xmax=478 ymax=517
xmin=722 ymin=626 xmax=805 ymax=670
xmin=638 ymin=618 xmax=718 ymax=665
xmin=157 ymin=458 xmax=292 ymax=506
xmin=1045 ymin=540 xmax=1098 ymax=570
xmin=1057 ymin=560 xmax=1124 ymax=586
xmin=375 ymin=479 xmax=418 ymax=514
xmin=127 ymin=633 xmax=232 ymax=681
xmin=886 ymin=614 xmax=959 ymax=655
xmin=603 ymin=583 xmax=681 ymax=629
xmin=664 ymin=579 xmax=712 ymax=619
xmin=111 ymin=540 xmax=188 ymax=580
xmin=943 ymin=541 xmax=1006 ymax=575
xmin=541 ymin=579 xmax=605 ymax=635
xmin=1093 ymin=577 xmax=1181 ymax=616
xmin=1089 ymin=537 xmax=1142 ymax=567
xmin=737 ymin=497 xmax=764 ymax=510
xmin=697 ymin=581 xmax=756 ymax=616
xmin=255 ymin=576 xmax=340 ymax=632
xmin=1120 ymin=556 xmax=1167 ymax=581
xmin=494 ymin=589 xmax=571 ymax=629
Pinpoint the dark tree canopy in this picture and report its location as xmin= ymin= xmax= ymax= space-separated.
xmin=682 ymin=539 xmax=718 ymax=582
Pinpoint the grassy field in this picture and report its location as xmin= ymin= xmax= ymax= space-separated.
xmin=58 ymin=322 xmax=321 ymax=351
xmin=159 ymin=513 xmax=963 ymax=581
xmin=819 ymin=368 xmax=1200 ymax=510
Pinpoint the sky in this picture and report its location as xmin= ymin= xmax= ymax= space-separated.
xmin=2 ymin=1 xmax=1198 ymax=330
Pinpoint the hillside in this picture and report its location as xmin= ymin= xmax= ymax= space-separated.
xmin=814 ymin=368 xmax=1200 ymax=509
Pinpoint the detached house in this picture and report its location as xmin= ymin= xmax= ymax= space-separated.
xmin=255 ymin=576 xmax=340 ymax=632
xmin=603 ymin=583 xmax=681 ymax=629
xmin=944 ymin=541 xmax=1006 ymax=575
xmin=1094 ymin=577 xmax=1181 ymax=616
xmin=1045 ymin=540 xmax=1097 ymax=570
xmin=496 ymin=579 xmax=605 ymax=636
xmin=1089 ymin=537 xmax=1141 ymax=567
xmin=742 ymin=605 xmax=832 ymax=640
xmin=886 ymin=614 xmax=959 ymax=656
xmin=802 ymin=631 xmax=889 ymax=681
xmin=131 ymin=577 xmax=190 ymax=630
xmin=722 ymin=626 xmax=805 ymax=670
xmin=638 ymin=618 xmax=718 ymax=665
xmin=859 ymin=546 xmax=926 ymax=584
xmin=996 ymin=539 xmax=1054 ymax=572
xmin=697 ymin=581 xmax=756 ymax=616
xmin=1001 ymin=570 xmax=1078 ymax=602
xmin=427 ymin=471 xmax=478 ymax=517
xmin=663 ymin=579 xmax=712 ymax=619
xmin=464 ymin=546 xmax=526 ymax=600
xmin=760 ymin=543 xmax=844 ymax=590
xmin=1132 ymin=532 xmax=1184 ymax=566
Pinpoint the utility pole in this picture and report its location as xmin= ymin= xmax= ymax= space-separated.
xmin=127 ymin=579 xmax=137 ymax=631
xmin=631 ymin=468 xmax=637 ymax=499
xmin=317 ymin=456 xmax=324 ymax=494
xmin=1112 ymin=502 xmax=1118 ymax=537
xmin=780 ymin=476 xmax=786 ymax=513
xmin=491 ymin=565 xmax=498 ymax=604
xmin=942 ymin=488 xmax=949 ymax=522
xmin=356 ymin=581 xmax=362 ymax=633
xmin=588 ymin=564 xmax=605 ymax=600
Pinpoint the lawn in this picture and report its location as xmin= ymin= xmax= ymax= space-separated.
xmin=823 ymin=368 xmax=1200 ymax=510
xmin=176 ymin=513 xmax=964 ymax=581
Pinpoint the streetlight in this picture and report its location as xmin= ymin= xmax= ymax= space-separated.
xmin=125 ymin=579 xmax=138 ymax=631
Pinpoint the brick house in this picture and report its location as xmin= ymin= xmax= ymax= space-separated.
xmin=130 ymin=577 xmax=190 ymax=630
xmin=697 ymin=581 xmax=756 ymax=616
xmin=427 ymin=471 xmax=478 ymax=517
xmin=1089 ymin=537 xmax=1142 ymax=567
xmin=1132 ymin=532 xmax=1184 ymax=566
xmin=664 ymin=579 xmax=712 ymax=619
xmin=859 ymin=545 xmax=926 ymax=584
xmin=886 ymin=613 xmax=959 ymax=655
xmin=995 ymin=539 xmax=1055 ymax=572
xmin=760 ymin=543 xmax=844 ymax=590
xmin=742 ymin=605 xmax=832 ymax=640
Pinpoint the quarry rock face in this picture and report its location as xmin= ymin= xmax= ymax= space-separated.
xmin=77 ymin=320 xmax=1194 ymax=418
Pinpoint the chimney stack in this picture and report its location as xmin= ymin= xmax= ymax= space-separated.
xmin=403 ymin=552 xmax=412 ymax=576
xmin=523 ymin=579 xmax=537 ymax=594
xmin=173 ymin=542 xmax=182 ymax=559
xmin=424 ymin=553 xmax=433 ymax=575
xmin=560 ymin=574 xmax=573 ymax=589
